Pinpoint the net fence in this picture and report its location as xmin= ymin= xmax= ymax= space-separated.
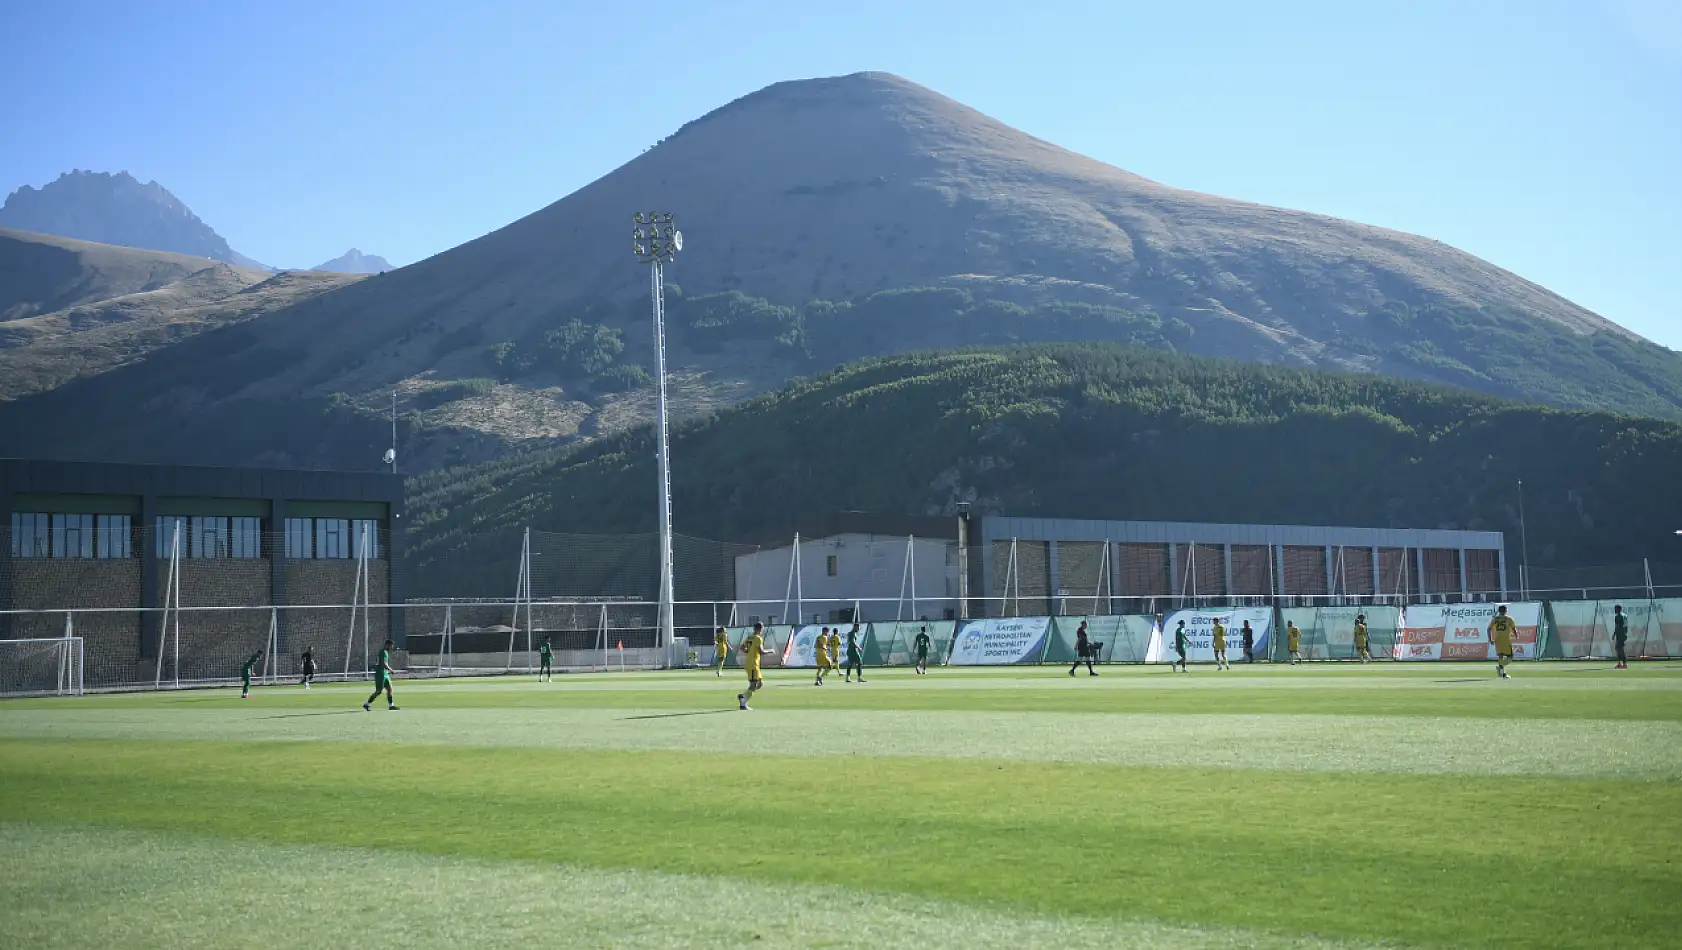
xmin=6 ymin=520 xmax=1682 ymax=694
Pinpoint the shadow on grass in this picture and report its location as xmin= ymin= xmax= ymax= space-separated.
xmin=256 ymin=710 xmax=365 ymax=720
xmin=620 ymin=709 xmax=735 ymax=721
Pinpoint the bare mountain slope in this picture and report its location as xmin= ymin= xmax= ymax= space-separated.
xmin=0 ymin=228 xmax=224 ymax=321
xmin=2 ymin=72 xmax=1678 ymax=470
xmin=0 ymin=265 xmax=363 ymax=401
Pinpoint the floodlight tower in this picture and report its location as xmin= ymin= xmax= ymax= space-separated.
xmin=634 ymin=212 xmax=682 ymax=653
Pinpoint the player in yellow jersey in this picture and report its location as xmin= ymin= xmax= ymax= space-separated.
xmin=1212 ymin=619 xmax=1229 ymax=670
xmin=826 ymin=628 xmax=842 ymax=676
xmin=1286 ymin=621 xmax=1302 ymax=665
xmin=713 ymin=627 xmax=730 ymax=677
xmin=813 ymin=626 xmax=832 ymax=686
xmin=1488 ymin=605 xmax=1517 ymax=680
xmin=1353 ymin=614 xmax=1371 ymax=663
xmin=738 ymin=622 xmax=772 ymax=709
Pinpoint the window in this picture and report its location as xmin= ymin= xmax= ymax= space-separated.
xmin=52 ymin=514 xmax=93 ymax=558
xmin=191 ymin=516 xmax=229 ymax=559
xmin=11 ymin=513 xmax=49 ymax=558
xmin=351 ymin=519 xmax=381 ymax=558
xmin=316 ymin=518 xmax=350 ymax=559
xmin=97 ymin=515 xmax=132 ymax=559
xmin=285 ymin=518 xmax=313 ymax=559
xmin=826 ymin=554 xmax=838 ymax=577
xmin=156 ymin=517 xmax=187 ymax=558
xmin=231 ymin=517 xmax=262 ymax=559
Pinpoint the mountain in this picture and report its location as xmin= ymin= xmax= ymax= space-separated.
xmin=0 ymin=228 xmax=362 ymax=401
xmin=0 ymin=170 xmax=267 ymax=269
xmin=405 ymin=344 xmax=1682 ymax=596
xmin=0 ymin=227 xmax=223 ymax=321
xmin=3 ymin=72 xmax=1681 ymax=472
xmin=312 ymin=249 xmax=393 ymax=274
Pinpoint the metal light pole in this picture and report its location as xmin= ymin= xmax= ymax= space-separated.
xmin=1517 ymin=478 xmax=1530 ymax=600
xmin=634 ymin=212 xmax=682 ymax=653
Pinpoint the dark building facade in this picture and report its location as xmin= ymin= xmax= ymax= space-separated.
xmin=1 ymin=459 xmax=403 ymax=685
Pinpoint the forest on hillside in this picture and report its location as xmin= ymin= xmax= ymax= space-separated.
xmin=404 ymin=343 xmax=1682 ymax=595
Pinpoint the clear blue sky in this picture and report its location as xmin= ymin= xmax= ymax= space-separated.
xmin=2 ymin=0 xmax=1678 ymax=347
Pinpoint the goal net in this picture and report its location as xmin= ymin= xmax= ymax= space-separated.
xmin=0 ymin=637 xmax=85 ymax=697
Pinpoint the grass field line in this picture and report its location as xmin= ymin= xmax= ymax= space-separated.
xmin=4 ymin=705 xmax=1677 ymax=779
xmin=0 ymin=822 xmax=1401 ymax=950
xmin=398 ymin=664 xmax=1682 ymax=693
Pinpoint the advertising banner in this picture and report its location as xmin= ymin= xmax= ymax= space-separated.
xmin=1550 ymin=599 xmax=1682 ymax=659
xmin=1276 ymin=606 xmax=1402 ymax=660
xmin=1147 ymin=607 xmax=1274 ymax=663
xmin=1044 ymin=615 xmax=1161 ymax=663
xmin=947 ymin=617 xmax=1052 ymax=665
xmin=781 ymin=624 xmax=868 ymax=668
xmin=874 ymin=621 xmax=956 ymax=665
xmin=1393 ymin=603 xmax=1542 ymax=660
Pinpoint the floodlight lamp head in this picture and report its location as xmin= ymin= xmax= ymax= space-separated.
xmin=382 ymin=448 xmax=396 ymax=465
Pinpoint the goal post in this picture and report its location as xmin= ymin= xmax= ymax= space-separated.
xmin=0 ymin=637 xmax=85 ymax=697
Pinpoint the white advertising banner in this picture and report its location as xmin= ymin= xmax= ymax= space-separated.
xmin=1393 ymin=603 xmax=1543 ymax=661
xmin=782 ymin=624 xmax=864 ymax=668
xmin=948 ymin=617 xmax=1052 ymax=666
xmin=1147 ymin=607 xmax=1274 ymax=663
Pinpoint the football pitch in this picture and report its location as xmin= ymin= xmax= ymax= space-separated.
xmin=3 ymin=663 xmax=1680 ymax=949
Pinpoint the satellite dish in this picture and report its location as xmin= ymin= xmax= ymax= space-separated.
xmin=673 ymin=230 xmax=683 ymax=252
xmin=382 ymin=449 xmax=396 ymax=465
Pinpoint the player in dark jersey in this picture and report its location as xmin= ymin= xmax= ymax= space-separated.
xmin=843 ymin=624 xmax=866 ymax=682
xmin=1612 ymin=605 xmax=1629 ymax=669
xmin=1069 ymin=620 xmax=1097 ymax=676
xmin=364 ymin=638 xmax=400 ymax=710
xmin=913 ymin=626 xmax=933 ymax=674
xmin=299 ymin=646 xmax=316 ymax=689
xmin=240 ymin=650 xmax=262 ymax=699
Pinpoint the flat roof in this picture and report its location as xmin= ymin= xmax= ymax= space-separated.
xmin=980 ymin=515 xmax=1503 ymax=550
xmin=0 ymin=457 xmax=402 ymax=503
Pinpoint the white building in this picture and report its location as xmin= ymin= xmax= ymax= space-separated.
xmin=733 ymin=532 xmax=958 ymax=624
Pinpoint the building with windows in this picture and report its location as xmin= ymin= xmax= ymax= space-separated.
xmin=979 ymin=516 xmax=1507 ymax=613
xmin=731 ymin=512 xmax=1508 ymax=622
xmin=1 ymin=459 xmax=403 ymax=685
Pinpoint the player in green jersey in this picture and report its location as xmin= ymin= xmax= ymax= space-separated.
xmin=1171 ymin=620 xmax=1189 ymax=672
xmin=913 ymin=626 xmax=933 ymax=674
xmin=538 ymin=637 xmax=553 ymax=682
xmin=240 ymin=650 xmax=262 ymax=699
xmin=1612 ymin=605 xmax=1629 ymax=669
xmin=364 ymin=638 xmax=400 ymax=710
xmin=843 ymin=624 xmax=866 ymax=682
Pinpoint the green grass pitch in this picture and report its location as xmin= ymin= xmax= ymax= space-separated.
xmin=3 ymin=662 xmax=1680 ymax=949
